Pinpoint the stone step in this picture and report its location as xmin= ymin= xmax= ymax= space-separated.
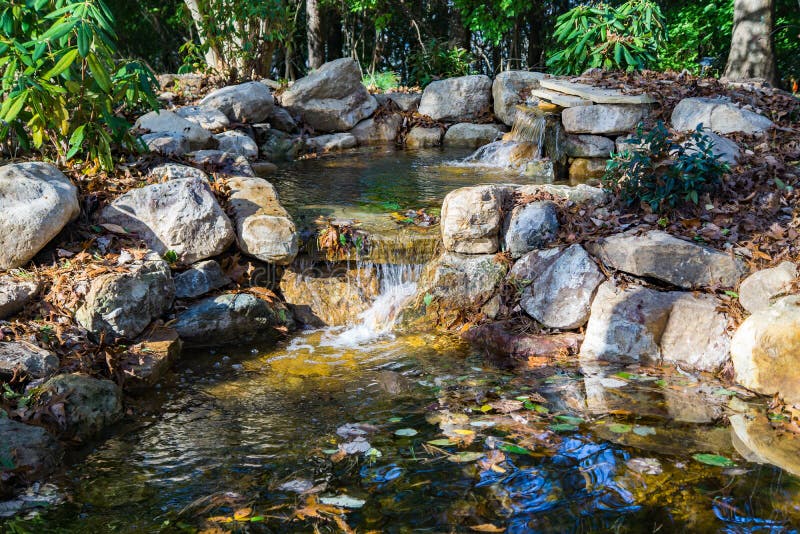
xmin=530 ymin=89 xmax=592 ymax=108
xmin=539 ymin=78 xmax=656 ymax=105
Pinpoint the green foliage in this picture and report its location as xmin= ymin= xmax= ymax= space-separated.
xmin=656 ymin=1 xmax=733 ymax=75
xmin=453 ymin=0 xmax=532 ymax=45
xmin=547 ymin=0 xmax=666 ymax=75
xmin=408 ymin=39 xmax=474 ymax=87
xmin=362 ymin=70 xmax=400 ymax=92
xmin=602 ymin=122 xmax=730 ymax=213
xmin=0 ymin=0 xmax=158 ymax=170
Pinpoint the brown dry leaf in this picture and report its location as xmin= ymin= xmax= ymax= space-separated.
xmin=489 ymin=399 xmax=524 ymax=413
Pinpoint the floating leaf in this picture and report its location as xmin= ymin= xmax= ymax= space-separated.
xmin=394 ymin=428 xmax=418 ymax=437
xmin=555 ymin=415 xmax=584 ymax=425
xmin=448 ymin=451 xmax=485 ymax=463
xmin=453 ymin=429 xmax=475 ymax=436
xmin=469 ymin=524 xmax=505 ymax=532
xmin=499 ymin=443 xmax=530 ymax=455
xmin=322 ymin=449 xmax=339 ymax=455
xmin=713 ymin=388 xmax=738 ymax=397
xmin=320 ymin=495 xmax=366 ymax=509
xmin=480 ymin=404 xmax=493 ymax=413
xmin=608 ymin=423 xmax=633 ymax=434
xmin=388 ymin=417 xmax=403 ymax=423
xmin=427 ymin=439 xmax=455 ymax=446
xmin=550 ymin=423 xmax=578 ymax=433
xmin=693 ymin=453 xmax=736 ymax=467
xmin=633 ymin=425 xmax=656 ymax=436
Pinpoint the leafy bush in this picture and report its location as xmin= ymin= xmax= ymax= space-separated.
xmin=362 ymin=71 xmax=400 ymax=92
xmin=408 ymin=40 xmax=474 ymax=87
xmin=655 ymin=1 xmax=733 ymax=76
xmin=602 ymin=122 xmax=730 ymax=212
xmin=0 ymin=0 xmax=158 ymax=170
xmin=547 ymin=0 xmax=666 ymax=75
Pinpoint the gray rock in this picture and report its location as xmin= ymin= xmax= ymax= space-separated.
xmin=99 ymin=177 xmax=235 ymax=264
xmin=443 ymin=123 xmax=506 ymax=148
xmin=174 ymin=292 xmax=294 ymax=347
xmin=174 ymin=260 xmax=230 ymax=299
xmin=0 ymin=162 xmax=80 ymax=270
xmin=376 ymin=92 xmax=422 ymax=112
xmin=0 ymin=276 xmax=39 ymax=319
xmin=118 ymin=326 xmax=181 ymax=388
xmin=565 ymin=134 xmax=615 ymax=158
xmin=187 ymin=149 xmax=255 ymax=176
xmin=147 ymin=163 xmax=209 ymax=182
xmin=515 ymin=183 xmax=609 ymax=207
xmin=660 ymin=293 xmax=731 ymax=372
xmin=418 ymin=75 xmax=492 ymax=122
xmin=561 ymin=104 xmax=650 ymax=135
xmin=738 ymin=261 xmax=796 ymax=314
xmin=259 ymin=129 xmax=304 ymax=161
xmin=227 ymin=177 xmax=298 ymax=265
xmin=682 ymin=129 xmax=740 ymax=165
xmin=731 ymin=295 xmax=800 ymax=403
xmin=175 ymin=105 xmax=230 ymax=132
xmin=38 ymin=374 xmax=122 ymax=440
xmin=405 ymin=126 xmax=441 ymax=148
xmin=520 ymin=244 xmax=604 ymax=329
xmin=492 ymin=71 xmax=546 ymax=126
xmin=508 ymin=247 xmax=562 ymax=281
xmin=198 ymin=81 xmax=275 ymax=123
xmin=350 ymin=115 xmax=402 ymax=145
xmin=268 ymin=106 xmax=299 ymax=132
xmin=580 ymin=281 xmax=677 ymax=364
xmin=587 ymin=230 xmax=745 ymax=289
xmin=441 ymin=185 xmax=507 ymax=254
xmin=75 ymin=258 xmax=175 ymax=339
xmin=0 ymin=419 xmax=63 ymax=481
xmin=415 ymin=253 xmax=508 ymax=311
xmin=0 ymin=341 xmax=59 ymax=379
xmin=671 ymin=97 xmax=774 ymax=135
xmin=306 ymin=133 xmax=357 ymax=152
xmin=501 ymin=201 xmax=559 ymax=258
xmin=280 ymin=58 xmax=377 ymax=132
xmin=134 ymin=109 xmax=214 ymax=150
xmin=140 ymin=132 xmax=190 ymax=157
xmin=214 ymin=130 xmax=259 ymax=160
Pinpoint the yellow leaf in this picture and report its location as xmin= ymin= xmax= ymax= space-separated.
xmin=453 ymin=429 xmax=475 ymax=435
xmin=469 ymin=524 xmax=505 ymax=532
xmin=233 ymin=507 xmax=252 ymax=520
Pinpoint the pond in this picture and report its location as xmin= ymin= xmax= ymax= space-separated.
xmin=5 ymin=149 xmax=800 ymax=533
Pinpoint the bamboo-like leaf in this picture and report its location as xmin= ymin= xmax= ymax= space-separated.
xmin=43 ymin=48 xmax=78 ymax=79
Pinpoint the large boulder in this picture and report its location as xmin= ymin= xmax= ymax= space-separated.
xmin=375 ymin=92 xmax=421 ymax=112
xmin=98 ymin=177 xmax=235 ymax=264
xmin=198 ymin=81 xmax=275 ymax=123
xmin=565 ymin=135 xmax=615 ymax=158
xmin=731 ymin=296 xmax=800 ymax=403
xmin=174 ymin=292 xmax=294 ymax=347
xmin=683 ymin=130 xmax=740 ymax=166
xmin=280 ymin=264 xmax=380 ymax=326
xmin=405 ymin=126 xmax=441 ymax=148
xmin=516 ymin=183 xmax=609 ymax=207
xmin=501 ymin=201 xmax=559 ymax=258
xmin=561 ymin=104 xmax=649 ymax=135
xmin=443 ymin=123 xmax=506 ymax=148
xmin=492 ymin=71 xmax=546 ymax=126
xmin=0 ymin=419 xmax=63 ymax=484
xmin=0 ymin=276 xmax=39 ymax=319
xmin=213 ymin=130 xmax=259 ymax=160
xmin=134 ymin=110 xmax=214 ymax=150
xmin=580 ymin=281 xmax=677 ymax=364
xmin=418 ymin=75 xmax=492 ymax=122
xmin=37 ymin=374 xmax=122 ymax=440
xmin=660 ymin=293 xmax=731 ymax=372
xmin=0 ymin=341 xmax=59 ymax=379
xmin=0 ymin=162 xmax=80 ymax=270
xmin=140 ymin=132 xmax=190 ymax=157
xmin=118 ymin=326 xmax=182 ymax=388
xmin=226 ymin=177 xmax=298 ymax=265
xmin=730 ymin=412 xmax=800 ymax=477
xmin=441 ymin=185 xmax=507 ymax=254
xmin=520 ymin=244 xmax=605 ymax=330
xmin=280 ymin=58 xmax=377 ymax=132
xmin=587 ymin=230 xmax=745 ymax=289
xmin=413 ymin=253 xmax=507 ymax=313
xmin=268 ymin=106 xmax=299 ymax=133
xmin=350 ymin=115 xmax=402 ymax=145
xmin=174 ymin=260 xmax=230 ymax=299
xmin=738 ymin=261 xmax=797 ymax=314
xmin=175 ymin=105 xmax=230 ymax=132
xmin=671 ymin=97 xmax=774 ymax=135
xmin=75 ymin=257 xmax=175 ymax=339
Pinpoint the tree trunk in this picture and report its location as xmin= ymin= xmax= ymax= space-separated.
xmin=723 ymin=0 xmax=777 ymax=84
xmin=306 ymin=0 xmax=324 ymax=69
xmin=183 ymin=0 xmax=223 ymax=71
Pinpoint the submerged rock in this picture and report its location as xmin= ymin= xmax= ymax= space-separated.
xmin=198 ymin=81 xmax=275 ymax=123
xmin=280 ymin=58 xmax=377 ymax=132
xmin=0 ymin=276 xmax=40 ymax=319
xmin=226 ymin=177 xmax=298 ymax=265
xmin=75 ymin=257 xmax=175 ymax=339
xmin=0 ymin=162 xmax=80 ymax=270
xmin=671 ymin=97 xmax=773 ymax=135
xmin=731 ymin=296 xmax=800 ymax=403
xmin=587 ymin=230 xmax=745 ymax=289
xmin=0 ymin=342 xmax=59 ymax=379
xmin=174 ymin=260 xmax=230 ymax=299
xmin=738 ymin=261 xmax=797 ymax=314
xmin=118 ymin=326 xmax=182 ymax=388
xmin=98 ymin=177 xmax=236 ymax=264
xmin=501 ymin=201 xmax=559 ymax=258
xmin=492 ymin=71 xmax=546 ymax=126
xmin=0 ymin=419 xmax=63 ymax=485
xmin=441 ymin=185 xmax=507 ymax=254
xmin=418 ymin=75 xmax=492 ymax=122
xmin=405 ymin=126 xmax=441 ymax=148
xmin=443 ymin=123 xmax=506 ymax=148
xmin=174 ymin=292 xmax=294 ymax=347
xmin=37 ymin=374 xmax=123 ymax=440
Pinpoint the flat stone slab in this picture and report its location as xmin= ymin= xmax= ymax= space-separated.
xmin=539 ymin=78 xmax=656 ymax=105
xmin=530 ymin=88 xmax=592 ymax=108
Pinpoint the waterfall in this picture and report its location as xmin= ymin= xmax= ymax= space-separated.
xmin=508 ymin=106 xmax=548 ymax=158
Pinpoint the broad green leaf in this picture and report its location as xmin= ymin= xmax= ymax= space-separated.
xmin=43 ymin=48 xmax=79 ymax=79
xmin=693 ymin=453 xmax=736 ymax=467
xmin=427 ymin=439 xmax=455 ymax=446
xmin=607 ymin=423 xmax=632 ymax=434
xmin=499 ymin=443 xmax=530 ymax=455
xmin=394 ymin=428 xmax=418 ymax=437
xmin=87 ymin=52 xmax=111 ymax=92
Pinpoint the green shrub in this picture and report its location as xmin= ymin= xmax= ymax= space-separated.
xmin=602 ymin=122 xmax=730 ymax=212
xmin=0 ymin=0 xmax=158 ymax=170
xmin=547 ymin=0 xmax=666 ymax=75
xmin=362 ymin=71 xmax=400 ymax=92
xmin=408 ymin=39 xmax=474 ymax=87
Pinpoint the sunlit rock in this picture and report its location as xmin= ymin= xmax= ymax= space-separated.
xmin=443 ymin=123 xmax=506 ymax=148
xmin=0 ymin=341 xmax=58 ymax=379
xmin=140 ymin=132 xmax=190 ymax=157
xmin=134 ymin=109 xmax=214 ymax=150
xmin=418 ymin=75 xmax=492 ymax=122
xmin=306 ymin=133 xmax=357 ymax=152
xmin=0 ymin=276 xmax=39 ymax=319
xmin=562 ymin=104 xmax=649 ymax=135
xmin=214 ymin=130 xmax=259 ymax=160
xmin=405 ymin=126 xmax=441 ymax=148
xmin=175 ymin=105 xmax=230 ymax=132
xmin=117 ymin=326 xmax=182 ymax=388
xmin=738 ymin=261 xmax=797 ymax=314
xmin=492 ymin=71 xmax=546 ymax=126
xmin=350 ymin=115 xmax=402 ymax=145
xmin=198 ymin=81 xmax=275 ymax=123
xmin=441 ymin=185 xmax=508 ymax=254
xmin=671 ymin=97 xmax=773 ymax=135
xmin=730 ymin=412 xmax=800 ymax=476
xmin=568 ymin=158 xmax=606 ymax=184
xmin=660 ymin=293 xmax=731 ymax=372
xmin=147 ymin=163 xmax=209 ymax=182
xmin=565 ymin=134 xmax=615 ymax=158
